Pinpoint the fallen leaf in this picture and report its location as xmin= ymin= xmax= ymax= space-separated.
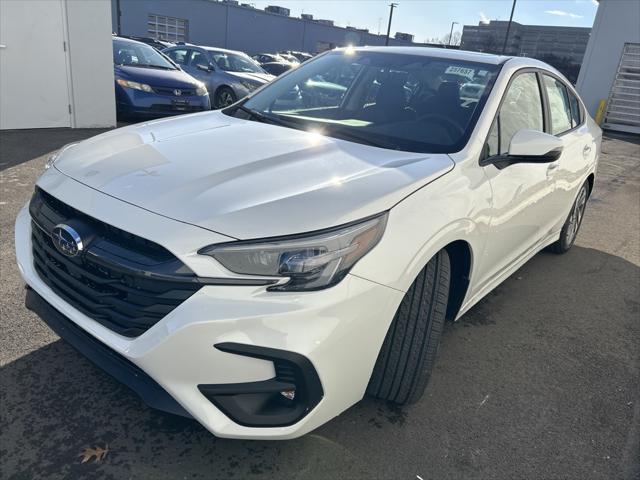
xmin=78 ymin=445 xmax=109 ymax=464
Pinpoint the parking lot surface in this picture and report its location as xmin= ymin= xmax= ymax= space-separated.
xmin=1 ymin=128 xmax=639 ymax=480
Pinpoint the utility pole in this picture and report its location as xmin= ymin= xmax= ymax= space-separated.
xmin=502 ymin=0 xmax=517 ymax=54
xmin=448 ymin=21 xmax=458 ymax=46
xmin=385 ymin=3 xmax=398 ymax=46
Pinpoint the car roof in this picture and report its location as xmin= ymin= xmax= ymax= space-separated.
xmin=203 ymin=46 xmax=247 ymax=55
xmin=112 ymin=36 xmax=150 ymax=47
xmin=341 ymin=46 xmax=511 ymax=65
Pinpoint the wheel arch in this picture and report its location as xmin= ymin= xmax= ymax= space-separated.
xmin=443 ymin=240 xmax=473 ymax=321
xmin=586 ymin=172 xmax=595 ymax=196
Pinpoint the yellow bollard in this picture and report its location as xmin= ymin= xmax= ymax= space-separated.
xmin=594 ymin=99 xmax=607 ymax=125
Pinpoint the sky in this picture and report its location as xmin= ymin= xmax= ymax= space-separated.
xmin=250 ymin=0 xmax=600 ymax=42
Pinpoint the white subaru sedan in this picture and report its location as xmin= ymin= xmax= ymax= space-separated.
xmin=16 ymin=47 xmax=601 ymax=439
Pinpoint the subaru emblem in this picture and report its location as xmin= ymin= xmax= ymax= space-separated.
xmin=51 ymin=224 xmax=83 ymax=257
xmin=173 ymin=89 xmax=182 ymax=96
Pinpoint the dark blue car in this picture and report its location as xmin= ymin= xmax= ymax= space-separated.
xmin=113 ymin=36 xmax=210 ymax=119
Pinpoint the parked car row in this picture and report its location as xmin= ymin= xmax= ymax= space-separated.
xmin=112 ymin=36 xmax=316 ymax=120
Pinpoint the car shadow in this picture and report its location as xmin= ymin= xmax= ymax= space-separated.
xmin=0 ymin=124 xmax=132 ymax=172
xmin=1 ymin=246 xmax=638 ymax=480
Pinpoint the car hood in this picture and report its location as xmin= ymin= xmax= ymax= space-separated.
xmin=53 ymin=111 xmax=454 ymax=239
xmin=115 ymin=65 xmax=200 ymax=89
xmin=226 ymin=71 xmax=274 ymax=84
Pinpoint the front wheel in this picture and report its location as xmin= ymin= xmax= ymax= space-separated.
xmin=367 ymin=250 xmax=450 ymax=405
xmin=213 ymin=87 xmax=237 ymax=109
xmin=548 ymin=181 xmax=589 ymax=254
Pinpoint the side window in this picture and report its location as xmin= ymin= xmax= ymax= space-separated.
xmin=498 ymin=72 xmax=544 ymax=154
xmin=569 ymin=91 xmax=582 ymax=128
xmin=190 ymin=50 xmax=205 ymax=67
xmin=543 ymin=75 xmax=572 ymax=135
xmin=166 ymin=48 xmax=188 ymax=65
xmin=486 ymin=117 xmax=500 ymax=158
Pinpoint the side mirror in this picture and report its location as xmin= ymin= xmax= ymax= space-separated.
xmin=481 ymin=129 xmax=563 ymax=169
xmin=197 ymin=63 xmax=213 ymax=72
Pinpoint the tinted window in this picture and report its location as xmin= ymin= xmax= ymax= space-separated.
xmin=569 ymin=91 xmax=582 ymax=128
xmin=236 ymin=51 xmax=500 ymax=154
xmin=544 ymin=75 xmax=572 ymax=134
xmin=166 ymin=48 xmax=188 ymax=65
xmin=498 ymin=72 xmax=544 ymax=153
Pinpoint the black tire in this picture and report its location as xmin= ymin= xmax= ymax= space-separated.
xmin=214 ymin=87 xmax=237 ymax=109
xmin=548 ymin=180 xmax=590 ymax=254
xmin=367 ymin=249 xmax=451 ymax=405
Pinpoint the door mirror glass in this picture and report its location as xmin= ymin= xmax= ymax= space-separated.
xmin=481 ymin=129 xmax=563 ymax=168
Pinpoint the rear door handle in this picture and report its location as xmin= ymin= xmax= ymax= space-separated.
xmin=547 ymin=162 xmax=559 ymax=172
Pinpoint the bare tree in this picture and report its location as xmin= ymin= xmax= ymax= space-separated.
xmin=441 ymin=31 xmax=461 ymax=46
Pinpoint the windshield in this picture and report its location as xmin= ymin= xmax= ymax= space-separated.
xmin=113 ymin=39 xmax=176 ymax=70
xmin=233 ymin=50 xmax=500 ymax=153
xmin=210 ymin=52 xmax=265 ymax=73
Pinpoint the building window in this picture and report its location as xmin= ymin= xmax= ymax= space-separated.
xmin=148 ymin=14 xmax=188 ymax=42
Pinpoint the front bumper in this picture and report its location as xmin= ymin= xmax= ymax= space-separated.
xmin=116 ymin=88 xmax=210 ymax=118
xmin=15 ymin=182 xmax=403 ymax=439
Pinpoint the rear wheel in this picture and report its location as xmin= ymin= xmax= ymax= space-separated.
xmin=548 ymin=181 xmax=589 ymax=254
xmin=367 ymin=250 xmax=450 ymax=405
xmin=214 ymin=87 xmax=237 ymax=109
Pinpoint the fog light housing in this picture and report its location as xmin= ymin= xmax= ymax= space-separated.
xmin=198 ymin=343 xmax=323 ymax=428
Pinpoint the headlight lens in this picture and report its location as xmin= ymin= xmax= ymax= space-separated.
xmin=195 ymin=82 xmax=208 ymax=96
xmin=240 ymin=80 xmax=259 ymax=92
xmin=199 ymin=213 xmax=387 ymax=291
xmin=45 ymin=142 xmax=78 ymax=170
xmin=116 ymin=79 xmax=152 ymax=92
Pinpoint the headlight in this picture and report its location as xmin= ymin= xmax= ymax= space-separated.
xmin=116 ymin=79 xmax=152 ymax=92
xmin=240 ymin=80 xmax=259 ymax=92
xmin=199 ymin=213 xmax=387 ymax=291
xmin=45 ymin=142 xmax=78 ymax=170
xmin=195 ymin=82 xmax=208 ymax=96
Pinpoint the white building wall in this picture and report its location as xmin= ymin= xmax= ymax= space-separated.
xmin=0 ymin=0 xmax=115 ymax=130
xmin=576 ymin=0 xmax=640 ymax=117
xmin=65 ymin=0 xmax=116 ymax=128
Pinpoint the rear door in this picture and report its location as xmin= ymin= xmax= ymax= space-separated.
xmin=541 ymin=74 xmax=594 ymax=230
xmin=0 ymin=0 xmax=71 ymax=129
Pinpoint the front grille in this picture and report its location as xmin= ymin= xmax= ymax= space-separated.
xmin=29 ymin=187 xmax=203 ymax=337
xmin=153 ymin=86 xmax=196 ymax=96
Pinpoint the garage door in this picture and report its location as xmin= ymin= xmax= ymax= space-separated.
xmin=0 ymin=0 xmax=71 ymax=130
xmin=603 ymin=43 xmax=640 ymax=134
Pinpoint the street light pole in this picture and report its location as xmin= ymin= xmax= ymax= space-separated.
xmin=385 ymin=3 xmax=398 ymax=46
xmin=502 ymin=0 xmax=517 ymax=54
xmin=448 ymin=21 xmax=458 ymax=46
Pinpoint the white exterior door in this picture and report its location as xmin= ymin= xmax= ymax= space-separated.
xmin=0 ymin=0 xmax=71 ymax=129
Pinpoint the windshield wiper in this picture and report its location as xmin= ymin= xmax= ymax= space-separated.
xmin=325 ymin=128 xmax=398 ymax=150
xmin=233 ymin=107 xmax=396 ymax=149
xmin=129 ymin=64 xmax=175 ymax=70
xmin=234 ymin=105 xmax=297 ymax=128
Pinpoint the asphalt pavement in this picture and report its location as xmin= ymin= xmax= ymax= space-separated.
xmin=1 ymin=127 xmax=638 ymax=480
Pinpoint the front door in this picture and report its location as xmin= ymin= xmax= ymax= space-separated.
xmin=477 ymin=71 xmax=561 ymax=288
xmin=0 ymin=0 xmax=71 ymax=129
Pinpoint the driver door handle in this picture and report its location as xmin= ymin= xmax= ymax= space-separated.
xmin=583 ymin=144 xmax=592 ymax=157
